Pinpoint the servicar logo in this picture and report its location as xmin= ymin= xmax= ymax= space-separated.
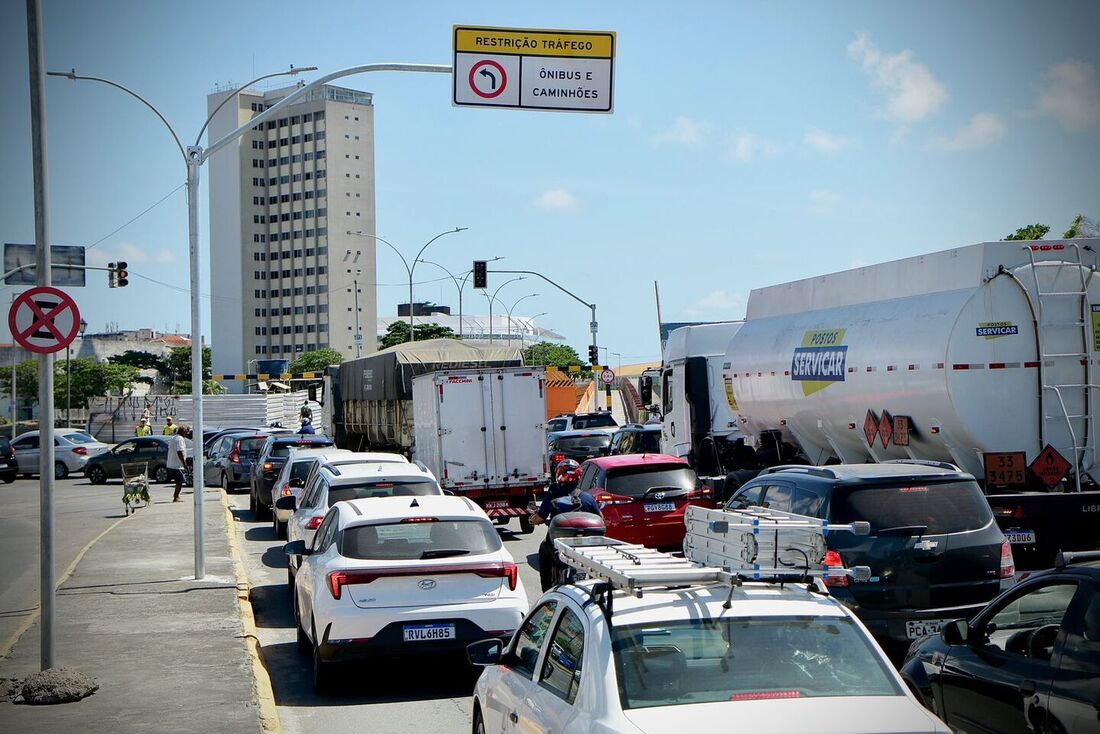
xmin=792 ymin=329 xmax=848 ymax=396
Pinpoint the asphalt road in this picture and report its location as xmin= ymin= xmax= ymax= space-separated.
xmin=226 ymin=490 xmax=544 ymax=734
xmin=0 ymin=473 xmax=136 ymax=648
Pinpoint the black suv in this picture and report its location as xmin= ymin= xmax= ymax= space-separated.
xmin=249 ymin=434 xmax=334 ymax=519
xmin=726 ymin=461 xmax=1011 ymax=658
xmin=902 ymin=551 xmax=1100 ymax=734
xmin=608 ymin=423 xmax=661 ymax=456
xmin=548 ymin=431 xmax=611 ymax=474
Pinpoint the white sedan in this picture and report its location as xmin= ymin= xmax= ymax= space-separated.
xmin=286 ymin=495 xmax=530 ymax=693
xmin=469 ymin=580 xmax=950 ymax=734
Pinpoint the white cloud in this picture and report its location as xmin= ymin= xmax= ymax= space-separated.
xmin=114 ymin=242 xmax=149 ymax=263
xmin=652 ymin=116 xmax=709 ymax=146
xmin=726 ymin=131 xmax=782 ymax=162
xmin=86 ymin=242 xmax=150 ymax=266
xmin=847 ymin=32 xmax=948 ymax=123
xmin=808 ymin=189 xmax=845 ymax=215
xmin=928 ymin=113 xmax=1007 ymax=151
xmin=1037 ymin=60 xmax=1100 ymax=132
xmin=804 ymin=129 xmax=856 ymax=153
xmin=685 ymin=289 xmax=745 ymax=317
xmin=533 ymin=188 xmax=578 ymax=210
xmin=155 ymin=249 xmax=177 ymax=264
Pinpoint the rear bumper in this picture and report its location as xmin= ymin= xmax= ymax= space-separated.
xmin=319 ymin=618 xmax=517 ymax=663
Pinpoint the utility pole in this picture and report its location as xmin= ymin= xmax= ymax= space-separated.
xmin=26 ymin=0 xmax=56 ymax=671
xmin=353 ymin=277 xmax=362 ymax=358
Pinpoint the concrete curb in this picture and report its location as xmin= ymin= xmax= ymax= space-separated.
xmin=0 ymin=509 xmax=135 ymax=661
xmin=221 ymin=488 xmax=283 ymax=734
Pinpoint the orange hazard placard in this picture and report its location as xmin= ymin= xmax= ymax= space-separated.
xmin=1029 ymin=445 xmax=1071 ymax=489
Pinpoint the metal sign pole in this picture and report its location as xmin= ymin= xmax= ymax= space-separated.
xmin=186 ymin=150 xmax=205 ymax=580
xmin=26 ymin=0 xmax=55 ymax=671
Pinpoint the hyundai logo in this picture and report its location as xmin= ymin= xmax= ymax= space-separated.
xmin=417 ymin=579 xmax=437 ymax=590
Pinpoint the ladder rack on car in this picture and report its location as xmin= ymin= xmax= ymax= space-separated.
xmin=554 ymin=508 xmax=871 ymax=606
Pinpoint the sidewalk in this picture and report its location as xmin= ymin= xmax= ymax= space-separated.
xmin=0 ymin=486 xmax=264 ymax=733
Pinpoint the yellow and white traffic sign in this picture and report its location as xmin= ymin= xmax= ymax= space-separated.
xmin=453 ymin=25 xmax=615 ymax=113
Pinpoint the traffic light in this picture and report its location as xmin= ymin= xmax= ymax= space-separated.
xmin=116 ymin=261 xmax=129 ymax=288
xmin=107 ymin=262 xmax=117 ymax=288
xmin=473 ymin=260 xmax=487 ymax=289
xmin=588 ymin=344 xmax=599 ymax=365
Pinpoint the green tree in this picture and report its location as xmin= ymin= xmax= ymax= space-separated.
xmin=0 ymin=360 xmax=40 ymax=402
xmin=173 ymin=380 xmax=226 ymax=396
xmin=166 ymin=346 xmax=212 ymax=392
xmin=1005 ymin=223 xmax=1050 ymax=241
xmin=380 ymin=321 xmax=457 ymax=349
xmin=108 ymin=349 xmax=168 ymax=373
xmin=55 ymin=358 xmax=141 ymax=407
xmin=522 ymin=342 xmax=584 ymax=371
xmin=1063 ymin=214 xmax=1099 ymax=239
xmin=288 ymin=348 xmax=344 ymax=373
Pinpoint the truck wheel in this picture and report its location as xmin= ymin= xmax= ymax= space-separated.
xmin=519 ymin=514 xmax=534 ymax=534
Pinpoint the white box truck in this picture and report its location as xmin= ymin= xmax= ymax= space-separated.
xmin=412 ymin=366 xmax=550 ymax=533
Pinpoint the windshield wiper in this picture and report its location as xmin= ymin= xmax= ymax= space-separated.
xmin=643 ymin=486 xmax=688 ymax=498
xmin=420 ymin=549 xmax=471 ymax=559
xmin=876 ymin=525 xmax=929 ymax=537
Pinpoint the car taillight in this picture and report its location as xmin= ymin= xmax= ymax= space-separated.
xmin=263 ymin=462 xmax=273 ymax=471
xmin=305 ymin=516 xmax=323 ymax=530
xmin=1000 ymin=541 xmax=1015 ymax=579
xmin=229 ymin=448 xmax=241 ymax=464
xmin=687 ymin=487 xmax=712 ymax=500
xmin=71 ymin=446 xmax=88 ymax=456
xmin=328 ymin=562 xmax=518 ymax=600
xmin=729 ymin=691 xmax=801 ymax=701
xmin=279 ymin=484 xmax=293 ymax=497
xmin=596 ymin=492 xmax=633 ymax=507
xmin=552 ymin=453 xmax=565 ymax=464
xmin=823 ymin=550 xmax=848 ymax=587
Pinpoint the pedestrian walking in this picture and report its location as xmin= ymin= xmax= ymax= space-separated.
xmin=135 ymin=418 xmax=152 ymax=436
xmin=299 ymin=417 xmax=316 ymax=435
xmin=162 ymin=416 xmax=178 ymax=435
xmin=168 ymin=425 xmax=192 ymax=502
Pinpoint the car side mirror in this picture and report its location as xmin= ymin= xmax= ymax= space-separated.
xmin=941 ymin=619 xmax=969 ymax=645
xmin=275 ymin=496 xmax=297 ymax=512
xmin=289 ymin=478 xmax=304 ymax=488
xmin=443 ymin=489 xmax=456 ymax=496
xmin=466 ymin=638 xmax=503 ymax=666
xmin=283 ymin=539 xmax=310 ymax=556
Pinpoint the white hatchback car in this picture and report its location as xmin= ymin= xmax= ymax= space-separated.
xmin=286 ymin=495 xmax=530 ymax=693
xmin=469 ymin=576 xmax=950 ymax=734
xmin=271 ymin=447 xmax=350 ymax=539
xmin=283 ymin=461 xmax=444 ymax=580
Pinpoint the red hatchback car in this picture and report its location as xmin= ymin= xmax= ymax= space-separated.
xmin=577 ymin=454 xmax=713 ymax=550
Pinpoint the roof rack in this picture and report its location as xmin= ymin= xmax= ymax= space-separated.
xmin=761 ymin=465 xmax=838 ymax=479
xmin=881 ymin=459 xmax=962 ymax=472
xmin=555 ymin=507 xmax=871 ymax=617
xmin=1055 ymin=550 xmax=1100 ymax=567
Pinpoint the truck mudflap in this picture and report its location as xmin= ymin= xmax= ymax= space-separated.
xmin=451 ymin=485 xmax=544 ymax=518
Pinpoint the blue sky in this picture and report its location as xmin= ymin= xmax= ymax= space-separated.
xmin=2 ymin=0 xmax=1098 ymax=364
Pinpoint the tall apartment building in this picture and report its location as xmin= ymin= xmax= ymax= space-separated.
xmin=206 ymin=83 xmax=376 ymax=378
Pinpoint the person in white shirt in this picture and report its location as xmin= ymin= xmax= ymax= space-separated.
xmin=168 ymin=425 xmax=192 ymax=502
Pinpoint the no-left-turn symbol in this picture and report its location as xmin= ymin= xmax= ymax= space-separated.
xmin=469 ymin=59 xmax=507 ymax=99
xmin=8 ymin=286 xmax=82 ymax=355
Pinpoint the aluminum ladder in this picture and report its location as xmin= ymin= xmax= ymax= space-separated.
xmin=1023 ymin=243 xmax=1099 ymax=491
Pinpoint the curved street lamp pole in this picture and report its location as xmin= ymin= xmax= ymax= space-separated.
xmin=419 ymin=256 xmax=502 ymax=339
xmin=523 ymin=311 xmax=549 ymax=350
xmin=482 ymin=277 xmax=525 ymax=345
xmin=505 ymin=293 xmax=539 ymax=345
xmin=348 ymin=228 xmax=466 ymax=341
xmin=49 ymin=64 xmax=315 ymax=582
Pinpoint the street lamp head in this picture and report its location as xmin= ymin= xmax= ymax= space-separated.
xmin=78 ymin=318 xmax=88 ymax=337
xmin=289 ymin=65 xmax=319 ymax=74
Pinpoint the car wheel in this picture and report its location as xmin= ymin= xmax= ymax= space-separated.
xmin=256 ymin=495 xmax=270 ymax=521
xmin=249 ymin=490 xmax=257 ymax=515
xmin=222 ymin=473 xmax=231 ymax=494
xmin=153 ymin=465 xmax=169 ymax=484
xmin=312 ymin=620 xmax=333 ymax=693
xmin=2 ymin=473 xmax=15 ymax=484
xmin=519 ymin=514 xmax=534 ymax=534
xmin=472 ymin=707 xmax=486 ymax=734
xmin=54 ymin=461 xmax=69 ymax=480
xmin=87 ymin=465 xmax=107 ymax=485
xmin=275 ymin=518 xmax=287 ymax=540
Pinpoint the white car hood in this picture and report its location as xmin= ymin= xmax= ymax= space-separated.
xmin=621 ymin=696 xmax=947 ymax=733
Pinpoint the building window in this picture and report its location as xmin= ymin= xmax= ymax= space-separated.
xmin=303 ymin=112 xmax=313 ymax=122
xmin=267 ymin=140 xmax=277 ymax=149
xmin=291 ymin=154 xmax=301 ymax=164
xmin=317 ymin=188 xmax=326 ymax=197
xmin=307 ymin=324 xmax=316 ymax=332
xmin=305 ymin=248 xmax=315 ymax=256
xmin=306 ymin=305 xmax=316 ymax=314
xmin=316 ymin=150 xmax=326 ymax=160
xmin=280 ymin=175 xmax=290 ymax=184
xmin=317 ymin=170 xmax=326 ymax=179
xmin=267 ymin=195 xmax=277 ymax=204
xmin=280 ymin=194 xmax=290 ymax=203
xmin=304 ymin=191 xmax=314 ymax=200
xmin=315 ymin=111 xmax=324 ymax=120
xmin=282 ymin=288 xmax=291 ymax=297
xmin=255 ymin=289 xmax=265 ymax=298
xmin=292 ymin=173 xmax=302 ymax=183
xmin=306 ymin=267 xmax=315 ymax=276
xmin=303 ymin=133 xmax=313 ymax=142
xmin=291 ymin=135 xmax=301 ymax=144
xmin=318 ymin=265 xmax=327 ymax=275
xmin=305 ymin=286 xmax=315 ymax=295
xmin=291 ymin=116 xmax=300 ymax=125
xmin=294 ymin=306 xmax=304 ymax=315
xmin=293 ymin=230 xmax=302 ymax=239
xmin=303 ymin=152 xmax=314 ymax=161
xmin=254 ymin=308 xmax=261 ymax=317
xmin=282 ymin=326 xmax=292 ymax=335
xmin=316 ymin=131 xmax=326 ymax=140
xmin=278 ymin=118 xmax=288 ymax=128
xmin=279 ymin=156 xmax=289 ymax=165
xmin=294 ymin=325 xmax=304 ymax=334
xmin=279 ymin=137 xmax=288 ymax=146
xmin=320 ymin=324 xmax=328 ymax=332
xmin=268 ymin=158 xmax=277 ymax=166
xmin=319 ymin=304 xmax=328 ymax=313
xmin=268 ymin=177 xmax=277 ymax=185
xmin=317 ymin=208 xmax=327 ymax=217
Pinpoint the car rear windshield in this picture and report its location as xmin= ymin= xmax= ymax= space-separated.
xmin=0 ymin=438 xmax=10 ymax=452
xmin=63 ymin=432 xmax=98 ymax=444
xmin=271 ymin=439 xmax=333 ymax=458
xmin=327 ymin=480 xmax=440 ymax=504
xmin=547 ymin=419 xmax=568 ymax=432
xmin=636 ymin=432 xmax=661 ymax=453
xmin=573 ymin=415 xmax=617 ymax=429
xmin=830 ymin=480 xmax=993 ymax=535
xmin=341 ymin=519 xmax=502 ymax=560
xmin=289 ymin=461 xmax=316 ymax=482
xmin=606 ymin=466 xmax=695 ymax=498
xmin=611 ymin=616 xmax=900 ymax=710
xmin=238 ymin=437 xmax=268 ymax=454
xmin=556 ymin=435 xmax=611 ymax=451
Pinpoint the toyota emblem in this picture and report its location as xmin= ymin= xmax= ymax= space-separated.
xmin=418 ymin=579 xmax=437 ymax=590
xmin=653 ymin=492 xmax=666 ymax=500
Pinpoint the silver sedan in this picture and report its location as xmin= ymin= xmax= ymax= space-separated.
xmin=11 ymin=429 xmax=111 ymax=479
